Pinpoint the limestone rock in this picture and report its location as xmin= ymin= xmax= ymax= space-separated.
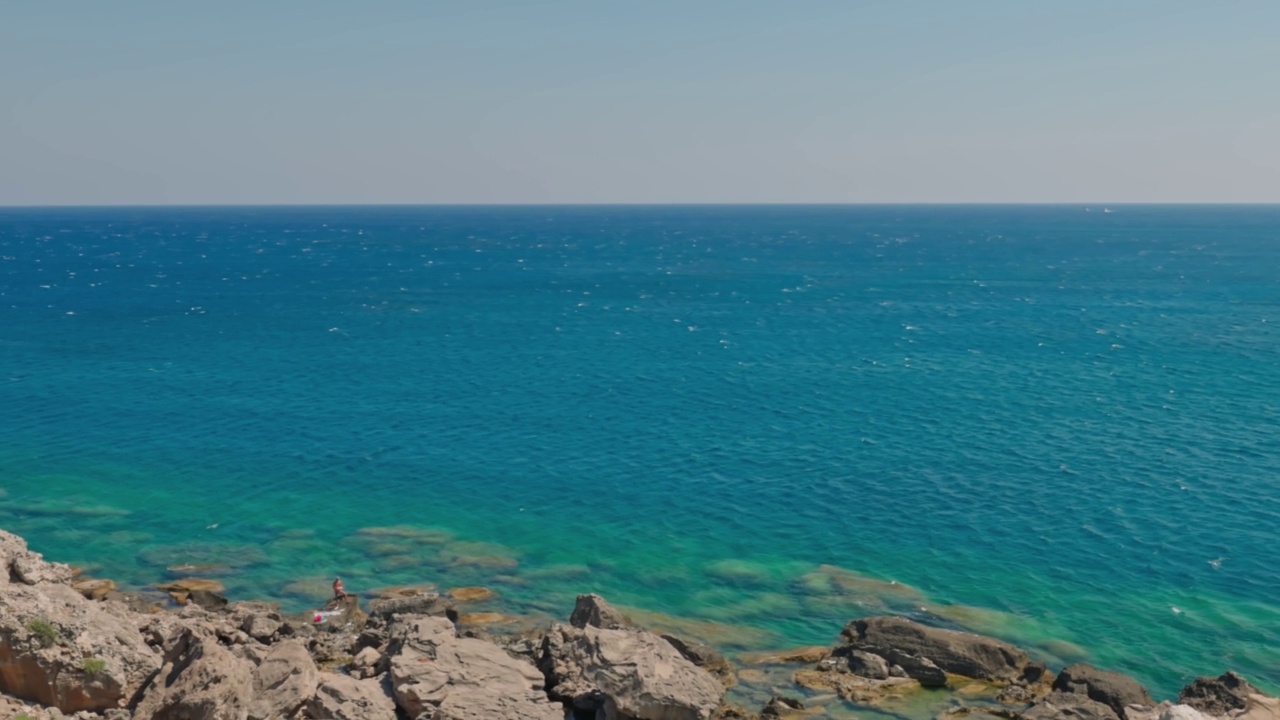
xmin=0 ymin=531 xmax=74 ymax=587
xmin=71 ymin=579 xmax=117 ymax=601
xmin=388 ymin=615 xmax=561 ymax=720
xmin=1158 ymin=705 xmax=1213 ymax=720
xmin=570 ymin=593 xmax=637 ymax=630
xmin=447 ymin=586 xmax=496 ymax=602
xmin=840 ymin=616 xmax=1030 ymax=683
xmin=132 ymin=627 xmax=255 ymax=720
xmin=1178 ymin=672 xmax=1261 ymax=716
xmin=1023 ymin=694 xmax=1119 ymax=720
xmin=1235 ymin=694 xmax=1280 ymax=720
xmin=306 ymin=672 xmax=397 ymax=720
xmin=248 ymin=639 xmax=317 ymax=720
xmin=663 ymin=633 xmax=736 ymax=687
xmin=738 ymin=646 xmax=831 ymax=665
xmin=1052 ymin=663 xmax=1153 ymax=720
xmin=541 ymin=622 xmax=726 ymax=720
xmin=366 ymin=590 xmax=456 ymax=622
xmin=0 ymin=580 xmax=161 ymax=712
xmin=793 ymin=668 xmax=920 ymax=706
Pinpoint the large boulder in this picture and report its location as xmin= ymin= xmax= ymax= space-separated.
xmin=840 ymin=616 xmax=1029 ymax=684
xmin=248 ymin=639 xmax=318 ymax=720
xmin=388 ymin=615 xmax=561 ymax=720
xmin=541 ymin=622 xmax=726 ymax=720
xmin=132 ymin=628 xmax=255 ymax=720
xmin=0 ymin=579 xmax=161 ymax=712
xmin=1052 ymin=663 xmax=1154 ymax=720
xmin=306 ymin=672 xmax=397 ymax=719
xmin=366 ymin=590 xmax=456 ymax=623
xmin=1023 ymin=693 xmax=1120 ymax=720
xmin=1178 ymin=672 xmax=1261 ymax=716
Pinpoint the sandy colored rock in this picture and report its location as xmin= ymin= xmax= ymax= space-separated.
xmin=156 ymin=578 xmax=226 ymax=594
xmin=458 ymin=612 xmax=513 ymax=626
xmin=133 ymin=628 xmax=255 ymax=720
xmin=306 ymin=672 xmax=398 ymax=720
xmin=72 ymin=578 xmax=117 ymax=601
xmin=570 ymin=593 xmax=637 ymax=631
xmin=388 ymin=615 xmax=561 ymax=720
xmin=794 ymin=668 xmax=921 ymax=705
xmin=248 ymin=639 xmax=317 ymax=720
xmin=739 ymin=646 xmax=831 ymax=665
xmin=541 ymin=622 xmax=726 ymax=720
xmin=447 ymin=586 xmax=497 ymax=602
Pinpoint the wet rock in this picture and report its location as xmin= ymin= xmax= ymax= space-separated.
xmin=841 ymin=616 xmax=1030 ymax=683
xmin=1178 ymin=671 xmax=1261 ymax=716
xmin=306 ymin=672 xmax=398 ymax=720
xmin=663 ymin=633 xmax=737 ymax=687
xmin=247 ymin=639 xmax=317 ymax=720
xmin=794 ymin=668 xmax=921 ymax=705
xmin=760 ymin=695 xmax=807 ymax=718
xmin=388 ymin=615 xmax=561 ymax=720
xmin=739 ymin=646 xmax=831 ymax=665
xmin=132 ymin=627 xmax=255 ymax=720
xmin=540 ymin=621 xmax=726 ymax=720
xmin=570 ymin=592 xmax=637 ymax=630
xmin=71 ymin=579 xmax=116 ymax=601
xmin=1052 ymin=663 xmax=1153 ymax=720
xmin=366 ymin=590 xmax=456 ymax=622
xmin=832 ymin=647 xmax=892 ymax=680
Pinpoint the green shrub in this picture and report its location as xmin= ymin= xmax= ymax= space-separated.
xmin=82 ymin=657 xmax=107 ymax=675
xmin=16 ymin=714 xmax=37 ymax=720
xmin=25 ymin=618 xmax=59 ymax=647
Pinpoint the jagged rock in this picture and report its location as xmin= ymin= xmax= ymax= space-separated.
xmin=1158 ymin=705 xmax=1213 ymax=720
xmin=1 ymin=531 xmax=74 ymax=587
xmin=388 ymin=615 xmax=561 ymax=720
xmin=248 ymin=639 xmax=317 ymax=720
xmin=541 ymin=622 xmax=726 ymax=720
xmin=366 ymin=590 xmax=456 ymax=622
xmin=663 ymin=634 xmax=736 ymax=687
xmin=760 ymin=695 xmax=807 ymax=718
xmin=0 ymin=579 xmax=161 ymax=712
xmin=832 ymin=647 xmax=892 ymax=680
xmin=1023 ymin=694 xmax=1119 ymax=720
xmin=133 ymin=627 xmax=255 ymax=720
xmin=1178 ymin=672 xmax=1261 ymax=716
xmin=1052 ymin=663 xmax=1153 ymax=720
xmin=350 ymin=646 xmax=381 ymax=679
xmin=841 ymin=616 xmax=1030 ymax=683
xmin=1235 ymin=694 xmax=1280 ymax=720
xmin=570 ymin=593 xmax=637 ymax=630
xmin=306 ymin=672 xmax=397 ymax=720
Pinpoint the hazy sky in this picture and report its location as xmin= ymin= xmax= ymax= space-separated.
xmin=3 ymin=1 xmax=1278 ymax=204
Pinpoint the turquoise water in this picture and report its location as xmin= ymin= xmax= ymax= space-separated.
xmin=1 ymin=205 xmax=1277 ymax=699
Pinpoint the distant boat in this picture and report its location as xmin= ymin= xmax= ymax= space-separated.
xmin=1103 ymin=208 xmax=1113 ymax=214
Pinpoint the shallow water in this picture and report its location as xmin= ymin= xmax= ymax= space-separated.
xmin=2 ymin=205 xmax=1277 ymax=700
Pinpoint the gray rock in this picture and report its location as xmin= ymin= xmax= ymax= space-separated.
xmin=132 ymin=628 xmax=255 ymax=720
xmin=1178 ymin=671 xmax=1261 ymax=716
xmin=570 ymin=593 xmax=636 ymax=630
xmin=306 ymin=672 xmax=398 ymax=720
xmin=1158 ymin=705 xmax=1213 ymax=720
xmin=1052 ymin=663 xmax=1154 ymax=720
xmin=662 ymin=634 xmax=735 ymax=687
xmin=541 ymin=622 xmax=726 ymax=720
xmin=1023 ymin=694 xmax=1120 ymax=720
xmin=366 ymin=591 xmax=457 ymax=622
xmin=388 ymin=615 xmax=562 ymax=720
xmin=840 ymin=616 xmax=1029 ymax=683
xmin=248 ymin=639 xmax=318 ymax=720
xmin=832 ymin=647 xmax=891 ymax=680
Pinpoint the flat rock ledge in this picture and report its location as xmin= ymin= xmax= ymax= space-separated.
xmin=1 ymin=529 xmax=1276 ymax=720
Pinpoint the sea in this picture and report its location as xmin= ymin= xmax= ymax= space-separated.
xmin=1 ymin=205 xmax=1277 ymax=704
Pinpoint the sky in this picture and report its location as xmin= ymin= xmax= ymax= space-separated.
xmin=2 ymin=1 xmax=1278 ymax=204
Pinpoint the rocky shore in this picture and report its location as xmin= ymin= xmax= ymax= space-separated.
xmin=1 ymin=529 xmax=1275 ymax=720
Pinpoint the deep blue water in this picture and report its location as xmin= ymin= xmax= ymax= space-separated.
xmin=1 ymin=205 xmax=1278 ymax=700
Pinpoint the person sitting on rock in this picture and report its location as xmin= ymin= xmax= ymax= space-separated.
xmin=332 ymin=576 xmax=348 ymax=601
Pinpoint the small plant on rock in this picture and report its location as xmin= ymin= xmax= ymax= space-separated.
xmin=82 ymin=657 xmax=107 ymax=676
xmin=25 ymin=618 xmax=59 ymax=648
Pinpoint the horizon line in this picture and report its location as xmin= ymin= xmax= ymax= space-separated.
xmin=3 ymin=201 xmax=1279 ymax=210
